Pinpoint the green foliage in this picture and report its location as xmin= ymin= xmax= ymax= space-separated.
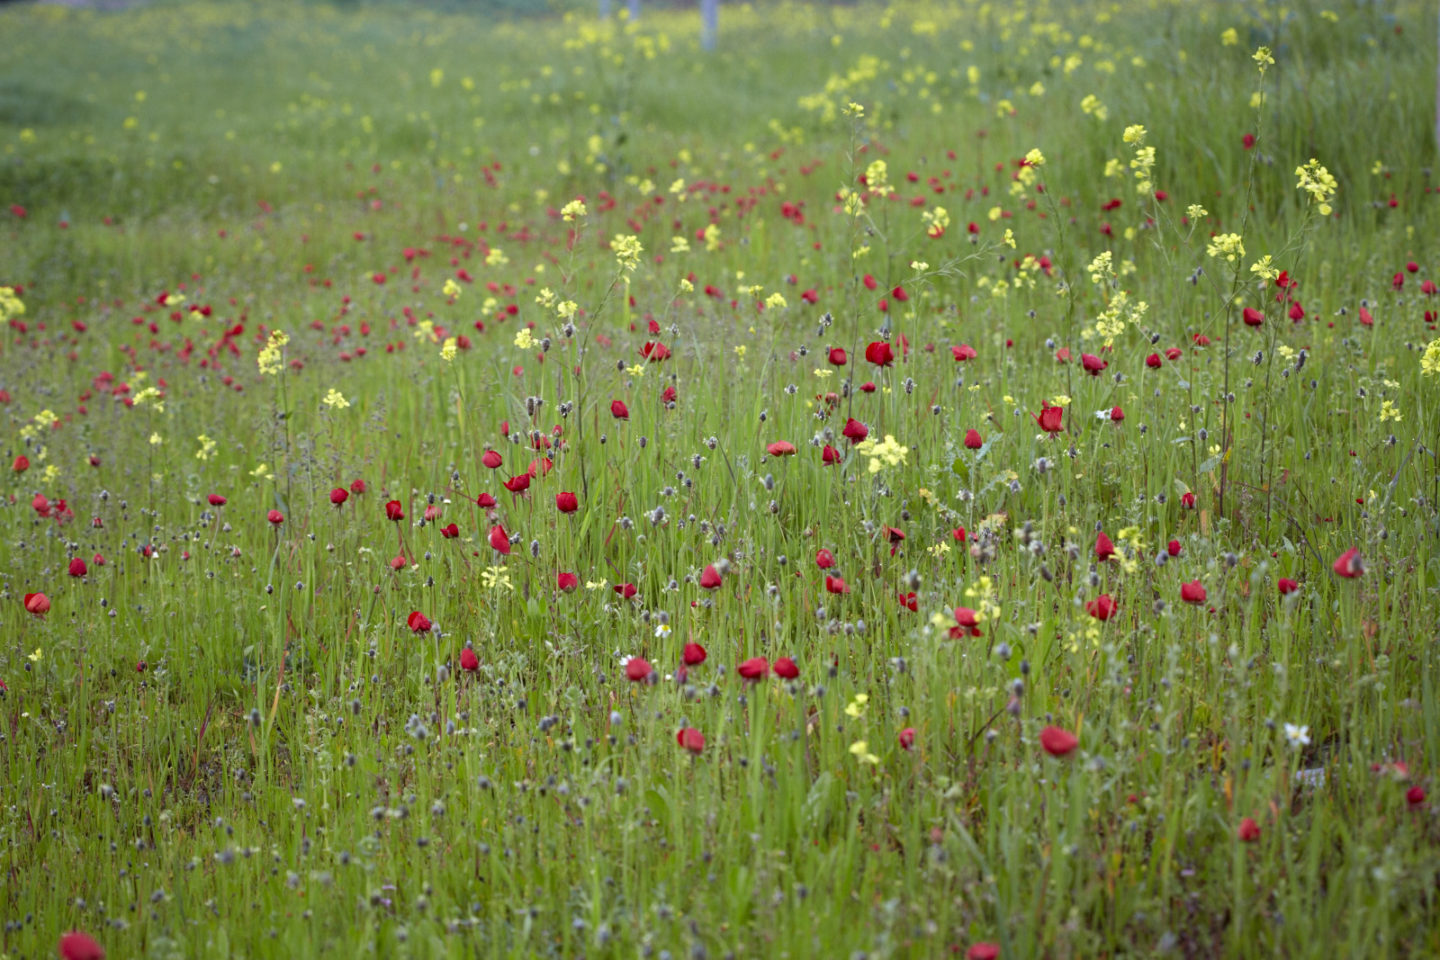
xmin=1 ymin=1 xmax=1439 ymax=958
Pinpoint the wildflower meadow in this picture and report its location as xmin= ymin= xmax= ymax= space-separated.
xmin=3 ymin=0 xmax=1440 ymax=956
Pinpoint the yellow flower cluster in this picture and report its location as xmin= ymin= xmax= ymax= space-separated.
xmin=0 ymin=286 xmax=24 ymax=323
xmin=1206 ymin=233 xmax=1246 ymax=262
xmin=482 ymin=565 xmax=513 ymax=592
xmin=133 ymin=386 xmax=165 ymax=412
xmin=612 ymin=234 xmax=643 ymax=272
xmin=257 ymin=329 xmax=290 ymax=376
xmin=1080 ymin=94 xmax=1108 ymax=121
xmin=921 ymin=205 xmax=949 ymax=238
xmin=1087 ymin=251 xmax=1113 ymax=284
xmin=323 ymin=388 xmax=350 ymax=409
xmin=864 ymin=159 xmax=892 ymax=196
xmin=1422 ymin=340 xmax=1440 ymax=377
xmin=853 ymin=434 xmax=909 ymax=474
xmin=1249 ymin=255 xmax=1279 ymax=282
xmin=1295 ymin=159 xmax=1338 ymax=217
xmin=1129 ymin=144 xmax=1156 ymax=196
xmin=560 ymin=198 xmax=587 ymax=221
xmin=849 ymin=740 xmax=880 ymax=764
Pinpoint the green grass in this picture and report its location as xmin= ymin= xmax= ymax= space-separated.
xmin=2 ymin=0 xmax=1440 ymax=957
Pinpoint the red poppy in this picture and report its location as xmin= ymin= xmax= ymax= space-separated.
xmin=440 ymin=523 xmax=459 ymax=538
xmin=68 ymin=558 xmax=87 ymax=577
xmin=58 ymin=931 xmax=105 ymax=960
xmin=385 ymin=500 xmax=405 ymax=522
xmin=556 ymin=491 xmax=579 ymax=513
xmin=482 ymin=450 xmax=503 ymax=469
xmin=330 ymin=487 xmax=349 ymax=506
xmin=898 ymin=727 xmax=916 ymax=751
xmin=1237 ymin=817 xmax=1261 ymax=843
xmin=477 ymin=492 xmax=497 ymax=508
xmin=1086 ymin=594 xmax=1117 ymax=621
xmin=1039 ymin=726 xmax=1079 ymax=757
xmin=683 ymin=642 xmax=707 ymax=666
xmin=640 ymin=341 xmax=671 ymax=362
xmin=737 ymin=657 xmax=770 ymax=681
xmin=1180 ymin=492 xmax=1196 ymax=509
xmin=1167 ymin=539 xmax=1182 ymax=557
xmin=488 ymin=525 xmax=511 ymax=554
xmin=767 ymin=657 xmax=797 ymax=680
xmin=1332 ymin=548 xmax=1363 ymax=578
xmin=842 ymin=418 xmax=869 ymax=444
xmin=407 ymin=611 xmax=432 ymax=633
xmin=859 ymin=381 xmax=876 ymax=393
xmin=1110 ymin=406 xmax=1125 ymax=422
xmin=699 ymin=565 xmax=723 ymax=589
xmin=23 ymin=592 xmax=50 ymax=616
xmin=610 ymin=399 xmax=630 ymax=420
xmin=828 ymin=347 xmax=847 ymax=366
xmin=503 ymin=473 xmax=532 ymax=495
xmin=966 ymin=943 xmax=999 ymax=960
xmin=951 ymin=343 xmax=977 ymax=362
xmin=267 ymin=510 xmax=284 ymax=526
xmin=864 ymin=341 xmax=895 ymax=367
xmin=1278 ymin=577 xmax=1299 ymax=595
xmin=952 ymin=527 xmax=967 ymax=542
xmin=1033 ymin=402 xmax=1064 ymax=433
xmin=897 ymin=591 xmax=918 ymax=612
xmin=1145 ymin=353 xmax=1162 ymax=369
xmin=766 ymin=441 xmax=797 ymax=457
xmin=207 ymin=493 xmax=227 ymax=507
xmin=964 ymin=428 xmax=983 ymax=449
xmin=1080 ymin=353 xmax=1108 ymax=375
xmin=1242 ymin=307 xmax=1263 ymax=326
xmin=822 ymin=444 xmax=842 ymax=465
xmin=460 ymin=648 xmax=480 ymax=672
xmin=1180 ymin=580 xmax=1207 ymax=605
xmin=1095 ymin=532 xmax=1115 ymax=561
xmin=824 ymin=574 xmax=849 ymax=594
xmin=1407 ymin=786 xmax=1426 ymax=807
xmin=12 ymin=455 xmax=28 ymax=473
xmin=1164 ymin=347 xmax=1183 ymax=361
xmin=557 ymin=571 xmax=579 ymax=592
xmin=950 ymin=607 xmax=982 ymax=638
xmin=620 ymin=657 xmax=652 ymax=682
xmin=676 ymin=727 xmax=705 ymax=754
xmin=816 ymin=549 xmax=836 ymax=569
xmin=614 ymin=582 xmax=638 ymax=599
xmin=1242 ymin=132 xmax=1256 ymax=149
xmin=350 ymin=479 xmax=367 ymax=495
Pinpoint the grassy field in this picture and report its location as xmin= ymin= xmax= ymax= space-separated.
xmin=3 ymin=0 xmax=1440 ymax=957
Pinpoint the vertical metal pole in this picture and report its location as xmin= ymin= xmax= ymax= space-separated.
xmin=702 ymin=0 xmax=718 ymax=51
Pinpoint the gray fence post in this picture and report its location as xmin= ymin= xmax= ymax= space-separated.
xmin=701 ymin=0 xmax=717 ymax=50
